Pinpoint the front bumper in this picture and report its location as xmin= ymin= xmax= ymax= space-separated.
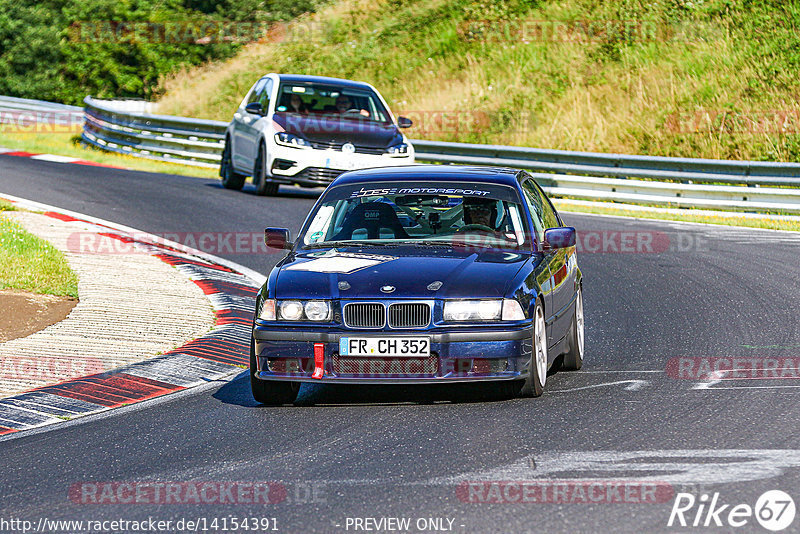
xmin=267 ymin=144 xmax=414 ymax=186
xmin=252 ymin=325 xmax=533 ymax=384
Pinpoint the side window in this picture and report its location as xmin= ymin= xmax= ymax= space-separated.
xmin=521 ymin=180 xmax=547 ymax=243
xmin=247 ymin=78 xmax=268 ymax=105
xmin=533 ymin=181 xmax=560 ymax=229
xmin=258 ymin=79 xmax=273 ymax=110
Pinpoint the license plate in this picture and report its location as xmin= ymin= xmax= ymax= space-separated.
xmin=340 ymin=337 xmax=430 ymax=357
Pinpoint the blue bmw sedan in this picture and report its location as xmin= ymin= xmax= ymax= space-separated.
xmin=251 ymin=165 xmax=584 ymax=404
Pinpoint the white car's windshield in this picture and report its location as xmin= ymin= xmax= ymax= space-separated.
xmin=275 ymin=83 xmax=391 ymax=123
xmin=301 ymin=182 xmax=531 ymax=251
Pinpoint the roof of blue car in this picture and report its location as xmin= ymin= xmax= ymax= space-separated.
xmin=332 ymin=165 xmax=522 ymax=187
xmin=275 ymin=74 xmax=372 ymax=89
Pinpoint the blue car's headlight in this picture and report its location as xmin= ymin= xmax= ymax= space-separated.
xmin=260 ymin=299 xmax=331 ymax=321
xmin=443 ymin=299 xmax=525 ymax=322
xmin=275 ymin=132 xmax=312 ymax=148
xmin=386 ymin=143 xmax=408 ymax=156
xmin=280 ymin=300 xmax=305 ymax=320
xmin=304 ymin=301 xmax=331 ymax=321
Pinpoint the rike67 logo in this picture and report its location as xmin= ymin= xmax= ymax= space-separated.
xmin=668 ymin=490 xmax=796 ymax=531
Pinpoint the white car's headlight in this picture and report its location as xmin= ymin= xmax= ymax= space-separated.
xmin=275 ymin=132 xmax=311 ymax=148
xmin=443 ymin=299 xmax=526 ymax=322
xmin=386 ymin=143 xmax=409 ymax=156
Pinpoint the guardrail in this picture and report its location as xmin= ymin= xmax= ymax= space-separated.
xmin=0 ymin=95 xmax=83 ymax=131
xmin=82 ymin=97 xmax=226 ymax=168
xmin=30 ymin=96 xmax=800 ymax=213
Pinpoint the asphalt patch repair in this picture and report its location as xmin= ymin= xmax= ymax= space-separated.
xmin=0 ymin=289 xmax=77 ymax=342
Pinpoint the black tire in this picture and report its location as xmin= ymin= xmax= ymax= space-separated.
xmin=253 ymin=142 xmax=279 ymax=196
xmin=250 ymin=337 xmax=298 ymax=405
xmin=562 ymin=286 xmax=584 ymax=371
xmin=520 ymin=301 xmax=547 ymax=397
xmin=220 ymin=138 xmax=246 ymax=190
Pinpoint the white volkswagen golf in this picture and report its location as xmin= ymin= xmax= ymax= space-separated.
xmin=220 ymin=73 xmax=416 ymax=195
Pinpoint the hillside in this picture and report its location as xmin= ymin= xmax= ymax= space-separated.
xmin=155 ymin=0 xmax=800 ymax=162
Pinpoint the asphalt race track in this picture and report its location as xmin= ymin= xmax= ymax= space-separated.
xmin=2 ymin=154 xmax=800 ymax=533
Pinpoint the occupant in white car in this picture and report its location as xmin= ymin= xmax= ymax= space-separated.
xmin=335 ymin=94 xmax=370 ymax=117
xmin=288 ymin=94 xmax=309 ymax=114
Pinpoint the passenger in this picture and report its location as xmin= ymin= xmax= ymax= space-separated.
xmin=289 ymin=94 xmax=308 ymax=114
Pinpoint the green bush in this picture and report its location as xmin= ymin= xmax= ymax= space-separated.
xmin=0 ymin=0 xmax=325 ymax=104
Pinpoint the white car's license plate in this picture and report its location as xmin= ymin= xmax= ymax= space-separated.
xmin=339 ymin=337 xmax=430 ymax=357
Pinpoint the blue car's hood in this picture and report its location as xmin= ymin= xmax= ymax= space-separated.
xmin=274 ymin=246 xmax=532 ymax=300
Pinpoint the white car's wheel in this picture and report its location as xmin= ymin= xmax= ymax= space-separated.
xmin=220 ymin=139 xmax=246 ymax=190
xmin=253 ymin=142 xmax=279 ymax=196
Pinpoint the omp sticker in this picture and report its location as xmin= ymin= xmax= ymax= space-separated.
xmin=309 ymin=250 xmax=396 ymax=262
xmin=289 ymin=250 xmax=397 ymax=273
xmin=287 ymin=257 xmax=382 ymax=274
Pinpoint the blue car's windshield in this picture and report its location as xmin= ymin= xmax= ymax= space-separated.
xmin=300 ymin=182 xmax=531 ymax=250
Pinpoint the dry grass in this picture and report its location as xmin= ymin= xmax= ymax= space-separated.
xmin=153 ymin=0 xmax=800 ymax=162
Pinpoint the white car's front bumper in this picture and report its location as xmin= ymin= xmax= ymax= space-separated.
xmin=267 ymin=143 xmax=415 ymax=185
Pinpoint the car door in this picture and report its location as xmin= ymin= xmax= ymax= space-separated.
xmin=242 ymin=78 xmax=274 ymax=169
xmin=233 ymin=77 xmax=268 ymax=171
xmin=533 ymin=180 xmax=576 ymax=345
xmin=520 ymin=178 xmax=572 ymax=347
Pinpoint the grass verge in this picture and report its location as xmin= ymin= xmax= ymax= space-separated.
xmin=554 ymin=200 xmax=800 ymax=232
xmin=0 ymin=209 xmax=79 ymax=298
xmin=0 ymin=131 xmax=219 ymax=179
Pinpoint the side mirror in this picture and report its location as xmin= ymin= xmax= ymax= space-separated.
xmin=397 ymin=116 xmax=413 ymax=128
xmin=245 ymin=102 xmax=264 ymax=116
xmin=541 ymin=227 xmax=576 ymax=252
xmin=265 ymin=227 xmax=292 ymax=250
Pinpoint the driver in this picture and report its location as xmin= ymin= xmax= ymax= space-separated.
xmin=462 ymin=197 xmax=498 ymax=229
xmin=335 ymin=94 xmax=370 ymax=117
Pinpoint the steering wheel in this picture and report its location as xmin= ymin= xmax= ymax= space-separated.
xmin=457 ymin=224 xmax=495 ymax=234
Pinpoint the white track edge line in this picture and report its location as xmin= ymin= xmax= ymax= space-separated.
xmin=0 ymin=192 xmax=266 ymax=285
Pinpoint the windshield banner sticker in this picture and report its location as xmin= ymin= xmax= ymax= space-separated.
xmin=350 ymin=186 xmax=492 ymax=198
